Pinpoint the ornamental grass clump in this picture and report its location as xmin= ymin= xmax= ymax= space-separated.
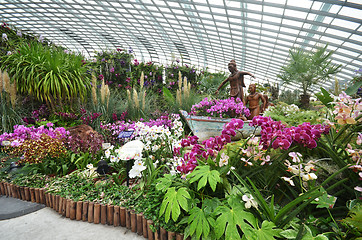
xmin=190 ymin=97 xmax=250 ymax=118
xmin=1 ymin=70 xmax=17 ymax=108
xmin=0 ymin=41 xmax=91 ymax=111
xmin=125 ymin=71 xmax=156 ymax=120
xmin=0 ymin=69 xmax=23 ymax=133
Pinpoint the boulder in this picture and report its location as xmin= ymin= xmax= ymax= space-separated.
xmin=67 ymin=124 xmax=102 ymax=143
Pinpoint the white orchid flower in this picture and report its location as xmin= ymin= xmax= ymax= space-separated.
xmin=118 ymin=140 xmax=144 ymax=160
xmin=302 ymin=173 xmax=317 ymax=181
xmin=242 ymin=194 xmax=258 ymax=209
xmin=104 ymin=149 xmax=111 ymax=158
xmin=129 ymin=159 xmax=147 ymax=178
xmin=281 ymin=176 xmax=295 ymax=186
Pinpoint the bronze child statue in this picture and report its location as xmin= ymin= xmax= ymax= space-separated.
xmin=215 ymin=59 xmax=255 ymax=103
xmin=244 ymin=83 xmax=266 ymax=120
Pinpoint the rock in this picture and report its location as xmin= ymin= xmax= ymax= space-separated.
xmin=67 ymin=124 xmax=103 ymax=144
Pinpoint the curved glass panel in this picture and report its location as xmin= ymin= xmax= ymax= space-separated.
xmin=0 ymin=0 xmax=361 ymax=92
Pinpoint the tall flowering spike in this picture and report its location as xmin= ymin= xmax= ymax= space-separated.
xmin=176 ymin=89 xmax=182 ymax=106
xmin=105 ymin=85 xmax=110 ymax=109
xmin=0 ymin=69 xmax=3 ymax=98
xmin=133 ymin=88 xmax=139 ymax=109
xmin=183 ymin=76 xmax=189 ymax=98
xmin=91 ymin=74 xmax=98 ymax=106
xmin=100 ymin=79 xmax=106 ymax=104
xmin=127 ymin=89 xmax=131 ymax=103
xmin=140 ymin=71 xmax=144 ymax=91
xmin=141 ymin=90 xmax=145 ymax=111
xmin=178 ymin=71 xmax=182 ymax=89
xmin=10 ymin=81 xmax=17 ymax=108
xmin=3 ymin=70 xmax=10 ymax=94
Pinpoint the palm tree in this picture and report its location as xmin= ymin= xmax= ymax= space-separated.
xmin=278 ymin=44 xmax=341 ymax=109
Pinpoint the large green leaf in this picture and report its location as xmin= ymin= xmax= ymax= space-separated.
xmin=242 ymin=220 xmax=282 ymax=240
xmin=342 ymin=204 xmax=362 ymax=232
xmin=214 ymin=195 xmax=256 ymax=239
xmin=315 ymin=87 xmax=334 ymax=108
xmin=187 ymin=207 xmax=215 ymax=239
xmin=159 ymin=187 xmax=191 ymax=223
xmin=155 ymin=174 xmax=174 ymax=192
xmin=162 ymin=86 xmax=175 ymax=105
xmin=280 ymin=224 xmax=328 ymax=240
xmin=345 ymin=81 xmax=362 ymax=96
xmin=189 ymin=165 xmax=221 ymax=192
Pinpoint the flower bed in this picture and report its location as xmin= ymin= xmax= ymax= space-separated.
xmin=0 ymin=92 xmax=361 ymax=239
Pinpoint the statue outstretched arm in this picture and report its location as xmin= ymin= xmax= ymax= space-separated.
xmin=239 ymin=71 xmax=255 ymax=78
xmin=215 ymin=78 xmax=229 ymax=94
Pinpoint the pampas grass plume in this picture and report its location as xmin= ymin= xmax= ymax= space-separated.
xmin=0 ymin=69 xmax=3 ymax=98
xmin=3 ymin=70 xmax=10 ymax=94
xmin=91 ymin=74 xmax=98 ymax=105
xmin=140 ymin=72 xmax=144 ymax=91
xmin=10 ymin=81 xmax=17 ymax=108
xmin=133 ymin=88 xmax=139 ymax=109
xmin=178 ymin=71 xmax=182 ymax=90
xmin=142 ymin=91 xmax=145 ymax=111
xmin=176 ymin=89 xmax=181 ymax=106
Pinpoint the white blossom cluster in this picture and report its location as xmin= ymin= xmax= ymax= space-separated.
xmin=130 ymin=117 xmax=184 ymax=157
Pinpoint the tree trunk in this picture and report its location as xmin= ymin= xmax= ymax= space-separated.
xmin=300 ymin=93 xmax=310 ymax=109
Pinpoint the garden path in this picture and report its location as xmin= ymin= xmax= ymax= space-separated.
xmin=0 ymin=196 xmax=144 ymax=240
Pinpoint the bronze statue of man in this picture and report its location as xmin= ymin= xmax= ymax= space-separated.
xmin=215 ymin=60 xmax=255 ymax=103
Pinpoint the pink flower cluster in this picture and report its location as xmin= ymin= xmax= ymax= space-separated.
xmin=55 ymin=111 xmax=78 ymax=120
xmin=250 ymin=116 xmax=330 ymax=150
xmin=175 ymin=119 xmax=244 ymax=174
xmin=80 ymin=108 xmax=102 ymax=125
xmin=0 ymin=124 xmax=69 ymax=146
xmin=190 ymin=97 xmax=250 ymax=118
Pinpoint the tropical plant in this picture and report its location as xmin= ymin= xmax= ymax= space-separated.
xmin=131 ymin=61 xmax=164 ymax=93
xmin=278 ymin=44 xmax=341 ymax=109
xmin=263 ymin=102 xmax=323 ymax=126
xmin=0 ymin=22 xmax=43 ymax=56
xmin=0 ymin=41 xmax=91 ymax=111
xmin=346 ymin=67 xmax=362 ymax=97
xmin=89 ymin=48 xmax=133 ymax=88
xmin=341 ymin=199 xmax=362 ymax=238
xmin=164 ymin=60 xmax=200 ymax=93
xmin=199 ymin=71 xmax=229 ymax=98
xmin=279 ymin=89 xmax=300 ymax=105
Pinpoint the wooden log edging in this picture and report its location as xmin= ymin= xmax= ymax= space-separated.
xmin=0 ymin=182 xmax=190 ymax=240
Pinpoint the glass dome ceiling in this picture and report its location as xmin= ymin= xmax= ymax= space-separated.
xmin=1 ymin=0 xmax=361 ymax=92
